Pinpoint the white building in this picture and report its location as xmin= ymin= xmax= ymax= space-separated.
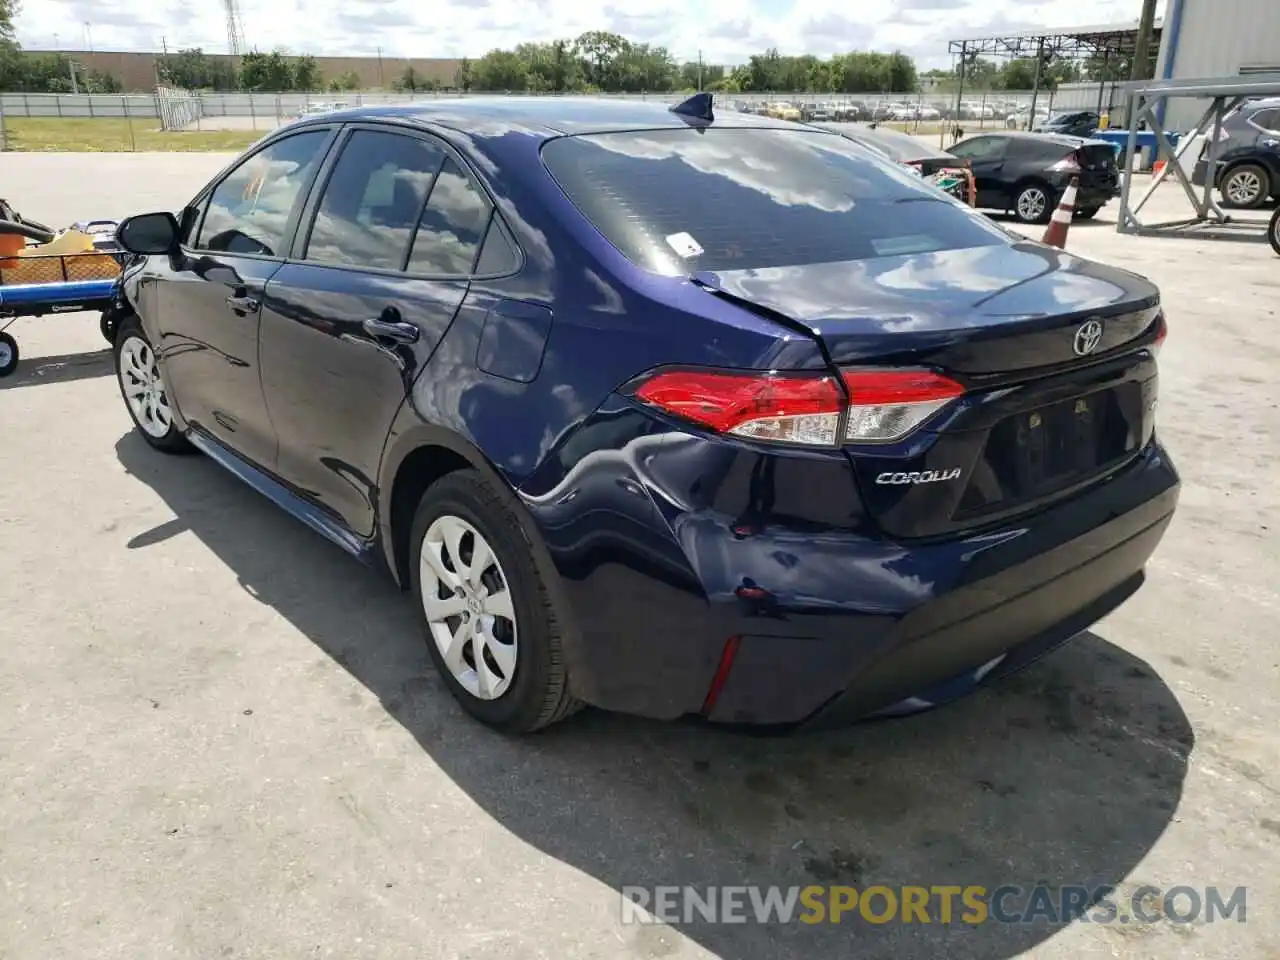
xmin=1154 ymin=0 xmax=1280 ymax=129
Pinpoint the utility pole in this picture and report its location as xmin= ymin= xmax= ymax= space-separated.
xmin=697 ymin=49 xmax=703 ymax=91
xmin=1130 ymin=0 xmax=1159 ymax=82
xmin=161 ymin=36 xmax=169 ymax=55
xmin=377 ymin=46 xmax=385 ymax=87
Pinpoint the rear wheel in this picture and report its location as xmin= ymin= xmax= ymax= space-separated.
xmin=409 ymin=469 xmax=581 ymax=733
xmin=0 ymin=332 xmax=17 ymax=378
xmin=113 ymin=317 xmax=192 ymax=453
xmin=1269 ymin=207 xmax=1280 ymax=257
xmin=1013 ymin=183 xmax=1053 ymax=224
xmin=1220 ymin=163 xmax=1270 ymax=209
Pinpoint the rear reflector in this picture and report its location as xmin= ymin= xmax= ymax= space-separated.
xmin=630 ymin=367 xmax=965 ymax=447
xmin=842 ymin=369 xmax=965 ymax=443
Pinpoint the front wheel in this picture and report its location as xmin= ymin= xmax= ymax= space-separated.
xmin=1013 ymin=183 xmax=1053 ymax=224
xmin=0 ymin=331 xmax=17 ymax=378
xmin=410 ymin=469 xmax=581 ymax=733
xmin=113 ymin=317 xmax=192 ymax=453
xmin=1269 ymin=207 xmax=1280 ymax=257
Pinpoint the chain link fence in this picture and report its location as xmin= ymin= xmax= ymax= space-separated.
xmin=0 ymin=82 xmax=1126 ymax=150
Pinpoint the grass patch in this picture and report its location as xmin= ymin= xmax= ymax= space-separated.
xmin=3 ymin=117 xmax=261 ymax=152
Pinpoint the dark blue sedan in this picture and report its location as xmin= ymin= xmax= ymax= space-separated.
xmin=109 ymin=95 xmax=1179 ymax=732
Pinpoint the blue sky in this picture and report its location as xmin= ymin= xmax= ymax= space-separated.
xmin=18 ymin=0 xmax=1165 ymax=69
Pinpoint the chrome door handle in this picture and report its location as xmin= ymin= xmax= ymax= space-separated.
xmin=362 ymin=317 xmax=419 ymax=343
xmin=225 ymin=294 xmax=259 ymax=314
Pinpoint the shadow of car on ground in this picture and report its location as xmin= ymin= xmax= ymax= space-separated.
xmin=116 ymin=431 xmax=1193 ymax=960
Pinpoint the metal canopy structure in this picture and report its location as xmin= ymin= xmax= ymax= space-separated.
xmin=946 ymin=20 xmax=1165 ymax=136
xmin=947 ymin=19 xmax=1164 ymax=61
xmin=1116 ymin=74 xmax=1280 ymax=239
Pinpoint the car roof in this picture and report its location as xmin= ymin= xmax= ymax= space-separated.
xmin=284 ymin=96 xmax=809 ymax=138
xmin=962 ymin=130 xmax=1085 ymax=148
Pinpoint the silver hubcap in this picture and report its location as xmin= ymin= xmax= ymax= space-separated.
xmin=119 ymin=336 xmax=172 ymax=439
xmin=1226 ymin=170 xmax=1262 ymax=205
xmin=419 ymin=515 xmax=517 ymax=701
xmin=0 ymin=341 xmax=11 ymax=367
xmin=1018 ymin=188 xmax=1047 ymax=220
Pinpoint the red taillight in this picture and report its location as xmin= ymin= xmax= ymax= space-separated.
xmin=1051 ymin=153 xmax=1083 ymax=173
xmin=842 ymin=369 xmax=965 ymax=443
xmin=1152 ymin=312 xmax=1168 ymax=354
xmin=632 ymin=369 xmax=845 ymax=446
xmin=630 ymin=367 xmax=965 ymax=447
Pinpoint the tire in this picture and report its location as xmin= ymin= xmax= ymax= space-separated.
xmin=1074 ymin=206 xmax=1101 ymax=220
xmin=1013 ymin=182 xmax=1054 ymax=224
xmin=0 ymin=331 xmax=17 ymax=378
xmin=1269 ymin=207 xmax=1280 ymax=257
xmin=1219 ymin=163 xmax=1270 ymax=209
xmin=112 ymin=315 xmax=192 ymax=453
xmin=409 ymin=469 xmax=581 ymax=733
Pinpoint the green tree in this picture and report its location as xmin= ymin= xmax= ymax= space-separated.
xmin=328 ymin=69 xmax=361 ymax=92
xmin=293 ymin=54 xmax=321 ymax=91
xmin=157 ymin=48 xmax=237 ymax=90
xmin=239 ymin=50 xmax=297 ymax=91
xmin=571 ymin=30 xmax=630 ymax=89
xmin=471 ymin=49 xmax=530 ymax=91
xmin=454 ymin=57 xmax=472 ymax=92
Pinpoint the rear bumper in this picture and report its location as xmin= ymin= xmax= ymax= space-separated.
xmin=526 ymin=426 xmax=1179 ymax=727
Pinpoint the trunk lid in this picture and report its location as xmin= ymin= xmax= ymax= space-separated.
xmin=702 ymin=242 xmax=1164 ymax=538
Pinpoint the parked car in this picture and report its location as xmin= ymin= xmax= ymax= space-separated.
xmin=109 ymin=96 xmax=1177 ymax=734
xmin=804 ymin=101 xmax=835 ymax=122
xmin=1006 ymin=106 xmax=1051 ymax=130
xmin=1034 ymin=111 xmax=1102 ymax=138
xmin=948 ymin=131 xmax=1121 ymax=223
xmin=766 ymin=101 xmax=802 ymax=122
xmin=1192 ymin=96 xmax=1280 ymax=208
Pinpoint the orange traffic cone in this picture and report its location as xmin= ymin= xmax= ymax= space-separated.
xmin=1040 ymin=176 xmax=1080 ymax=249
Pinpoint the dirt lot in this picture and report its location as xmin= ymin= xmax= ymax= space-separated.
xmin=1 ymin=153 xmax=1277 ymax=960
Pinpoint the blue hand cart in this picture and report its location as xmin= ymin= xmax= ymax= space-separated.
xmin=0 ymin=217 xmax=128 ymax=378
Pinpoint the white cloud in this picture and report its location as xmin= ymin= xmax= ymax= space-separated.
xmin=16 ymin=0 xmax=1165 ymax=69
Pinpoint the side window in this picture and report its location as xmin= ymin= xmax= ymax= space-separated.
xmin=952 ymin=137 xmax=1004 ymax=161
xmin=474 ymin=215 xmax=520 ymax=275
xmin=1249 ymin=108 xmax=1280 ymax=133
xmin=408 ymin=157 xmax=493 ymax=275
xmin=197 ymin=130 xmax=329 ymax=256
xmin=304 ymin=129 xmax=446 ymax=271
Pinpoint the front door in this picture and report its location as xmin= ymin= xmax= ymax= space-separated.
xmin=258 ymin=126 xmax=497 ymax=537
xmin=156 ymin=127 xmax=335 ymax=467
xmin=951 ymin=137 xmax=1010 ymax=210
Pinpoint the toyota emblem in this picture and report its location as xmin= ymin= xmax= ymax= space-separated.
xmin=1073 ymin=319 xmax=1104 ymax=357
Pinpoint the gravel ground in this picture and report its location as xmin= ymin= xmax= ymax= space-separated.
xmin=0 ymin=152 xmax=1277 ymax=960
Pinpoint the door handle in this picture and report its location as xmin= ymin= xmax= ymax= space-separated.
xmin=226 ymin=294 xmax=260 ymax=314
xmin=362 ymin=316 xmax=419 ymax=343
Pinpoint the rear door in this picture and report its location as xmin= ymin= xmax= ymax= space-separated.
xmin=258 ymin=124 xmax=496 ymax=537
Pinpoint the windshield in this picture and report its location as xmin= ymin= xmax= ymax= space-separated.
xmin=541 ymin=127 xmax=1007 ymax=275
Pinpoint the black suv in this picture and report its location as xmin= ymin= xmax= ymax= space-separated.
xmin=1193 ymin=96 xmax=1280 ymax=209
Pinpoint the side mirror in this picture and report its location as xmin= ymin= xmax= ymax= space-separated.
xmin=116 ymin=212 xmax=180 ymax=255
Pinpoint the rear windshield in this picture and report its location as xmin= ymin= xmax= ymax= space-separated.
xmin=541 ymin=127 xmax=1008 ymax=275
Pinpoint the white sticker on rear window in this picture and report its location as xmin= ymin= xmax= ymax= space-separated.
xmin=665 ymin=231 xmax=704 ymax=259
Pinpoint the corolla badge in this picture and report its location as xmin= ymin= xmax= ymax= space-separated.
xmin=1073 ymin=318 xmax=1105 ymax=357
xmin=876 ymin=468 xmax=962 ymax=485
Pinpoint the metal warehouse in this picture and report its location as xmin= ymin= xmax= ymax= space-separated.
xmin=1155 ymin=0 xmax=1280 ymax=129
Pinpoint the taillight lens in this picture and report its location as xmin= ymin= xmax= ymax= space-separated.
xmin=1151 ymin=311 xmax=1168 ymax=355
xmin=632 ymin=369 xmax=845 ymax=446
xmin=630 ymin=367 xmax=965 ymax=447
xmin=1050 ymin=154 xmax=1083 ymax=173
xmin=842 ymin=369 xmax=965 ymax=442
